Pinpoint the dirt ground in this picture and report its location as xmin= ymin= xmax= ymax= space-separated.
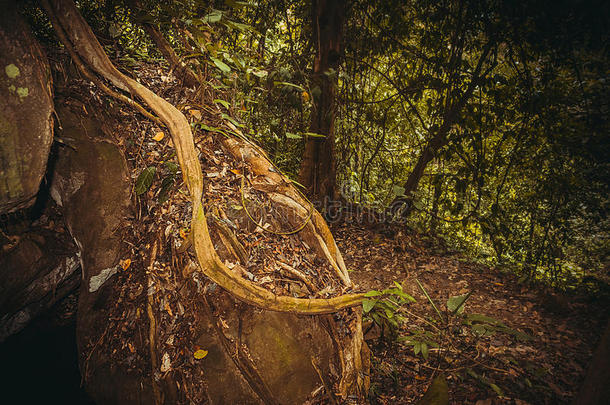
xmin=333 ymin=221 xmax=608 ymax=404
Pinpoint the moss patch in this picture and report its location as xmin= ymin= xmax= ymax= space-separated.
xmin=5 ymin=64 xmax=19 ymax=79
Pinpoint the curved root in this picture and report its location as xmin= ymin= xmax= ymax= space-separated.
xmin=43 ymin=0 xmax=363 ymax=314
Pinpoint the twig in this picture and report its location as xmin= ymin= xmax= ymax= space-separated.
xmin=277 ymin=261 xmax=316 ymax=293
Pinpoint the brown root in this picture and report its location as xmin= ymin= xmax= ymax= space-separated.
xmin=42 ymin=0 xmax=363 ymax=315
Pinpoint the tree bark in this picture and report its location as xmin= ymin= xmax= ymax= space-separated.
xmin=390 ymin=42 xmax=494 ymax=219
xmin=39 ymin=0 xmax=368 ymax=402
xmin=126 ymin=0 xmax=199 ymax=88
xmin=298 ymin=0 xmax=346 ymax=209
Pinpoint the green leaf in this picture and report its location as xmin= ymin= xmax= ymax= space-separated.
xmin=165 ymin=161 xmax=179 ymax=175
xmin=447 ymin=292 xmax=472 ymax=315
xmin=392 ymin=185 xmax=406 ymax=196
xmin=199 ymin=123 xmax=227 ymax=136
xmin=364 ymin=290 xmax=383 ymax=297
xmin=273 ymin=81 xmax=306 ymax=92
xmin=362 ymin=299 xmax=377 ymax=313
xmin=252 ymin=70 xmax=268 ymax=78
xmin=135 ymin=167 xmax=156 ymax=195
xmin=303 ymin=132 xmax=326 ymax=138
xmin=421 ymin=342 xmax=429 ymax=359
xmin=214 ymin=99 xmax=230 ymax=109
xmin=202 ymin=10 xmax=222 ymax=24
xmin=158 ymin=175 xmax=175 ymax=204
xmin=489 ymin=383 xmax=503 ymax=396
xmin=465 ymin=313 xmax=503 ymax=326
xmin=210 ymin=57 xmax=231 ymax=73
xmin=221 ymin=113 xmax=243 ymax=127
xmin=414 ymin=342 xmax=421 ymax=355
xmin=285 ymin=132 xmax=302 ymax=139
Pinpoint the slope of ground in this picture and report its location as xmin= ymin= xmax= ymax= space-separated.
xmin=333 ymin=221 xmax=608 ymax=404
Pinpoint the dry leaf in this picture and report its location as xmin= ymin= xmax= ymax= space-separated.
xmin=153 ymin=132 xmax=165 ymax=141
xmin=120 ymin=258 xmax=131 ymax=270
xmin=189 ymin=109 xmax=202 ymax=120
xmin=194 ymin=349 xmax=208 ymax=359
xmin=161 ymin=352 xmax=171 ymax=372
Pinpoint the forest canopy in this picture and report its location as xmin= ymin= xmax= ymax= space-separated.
xmin=58 ymin=0 xmax=608 ymax=291
xmin=24 ymin=0 xmax=610 ymax=287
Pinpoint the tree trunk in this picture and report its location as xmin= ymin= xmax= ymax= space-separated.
xmin=37 ymin=0 xmax=368 ymax=402
xmin=298 ymin=0 xmax=345 ymax=209
xmin=389 ymin=42 xmax=494 ymax=219
xmin=126 ymin=0 xmax=199 ymax=88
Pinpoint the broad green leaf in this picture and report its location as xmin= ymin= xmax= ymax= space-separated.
xmin=393 ymin=185 xmax=406 ymax=196
xmin=165 ymin=161 xmax=179 ymax=175
xmin=364 ymin=290 xmax=383 ymax=297
xmin=135 ymin=167 xmax=155 ymax=195
xmin=202 ymin=10 xmax=222 ymax=24
xmin=447 ymin=292 xmax=472 ymax=315
xmin=421 ymin=342 xmax=429 ymax=359
xmin=362 ymin=299 xmax=377 ymax=313
xmin=414 ymin=342 xmax=421 ymax=355
xmin=210 ymin=57 xmax=231 ymax=73
xmin=158 ymin=175 xmax=175 ymax=204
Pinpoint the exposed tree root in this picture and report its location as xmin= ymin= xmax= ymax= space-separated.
xmin=42 ymin=0 xmax=363 ymax=314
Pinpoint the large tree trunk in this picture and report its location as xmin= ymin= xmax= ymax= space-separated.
xmin=39 ymin=0 xmax=368 ymax=402
xmin=298 ymin=0 xmax=345 ymax=209
xmin=0 ymin=0 xmax=54 ymax=214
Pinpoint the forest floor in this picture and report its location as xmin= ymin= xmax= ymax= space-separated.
xmin=2 ymin=215 xmax=607 ymax=405
xmin=332 ymin=221 xmax=609 ymax=404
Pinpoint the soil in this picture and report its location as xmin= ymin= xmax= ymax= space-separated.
xmin=332 ymin=221 xmax=609 ymax=404
xmin=1 ymin=217 xmax=606 ymax=404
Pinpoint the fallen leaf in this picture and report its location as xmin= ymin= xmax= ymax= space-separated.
xmin=189 ymin=109 xmax=202 ymax=120
xmin=161 ymin=352 xmax=171 ymax=372
xmin=194 ymin=349 xmax=208 ymax=359
xmin=165 ymin=302 xmax=173 ymax=317
xmin=120 ymin=258 xmax=131 ymax=270
xmin=153 ymin=132 xmax=165 ymax=141
xmin=179 ymin=228 xmax=188 ymax=239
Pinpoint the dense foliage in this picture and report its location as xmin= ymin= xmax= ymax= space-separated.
xmin=34 ymin=0 xmax=609 ymax=290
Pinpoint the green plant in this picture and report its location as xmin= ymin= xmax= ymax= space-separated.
xmin=400 ymin=280 xmax=530 ymax=361
xmin=362 ymin=281 xmax=415 ymax=341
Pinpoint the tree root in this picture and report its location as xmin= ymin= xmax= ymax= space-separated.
xmin=43 ymin=0 xmax=363 ymax=314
